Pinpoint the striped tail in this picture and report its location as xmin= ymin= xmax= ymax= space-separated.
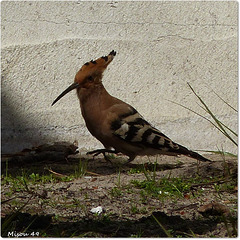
xmin=177 ymin=144 xmax=212 ymax=162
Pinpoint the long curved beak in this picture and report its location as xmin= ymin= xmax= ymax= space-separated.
xmin=52 ymin=82 xmax=80 ymax=106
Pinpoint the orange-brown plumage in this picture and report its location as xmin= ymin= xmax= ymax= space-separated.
xmin=52 ymin=50 xmax=211 ymax=163
xmin=74 ymin=51 xmax=116 ymax=88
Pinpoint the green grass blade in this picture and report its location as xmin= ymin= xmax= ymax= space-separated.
xmin=2 ymin=197 xmax=32 ymax=236
xmin=195 ymin=149 xmax=237 ymax=157
xmin=187 ymin=83 xmax=237 ymax=146
xmin=166 ymin=83 xmax=238 ymax=147
xmin=23 ymin=216 xmax=38 ymax=233
xmin=152 ymin=214 xmax=173 ymax=237
xmin=217 ymin=120 xmax=238 ymax=137
xmin=142 ymin=164 xmax=151 ymax=182
xmin=213 ymin=90 xmax=237 ymax=112
xmin=197 ymin=101 xmax=237 ymax=137
xmin=166 ymin=99 xmax=227 ymax=136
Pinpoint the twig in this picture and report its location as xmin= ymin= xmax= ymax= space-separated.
xmin=48 ymin=169 xmax=67 ymax=177
xmin=190 ymin=179 xmax=232 ymax=189
xmin=86 ymin=171 xmax=100 ymax=176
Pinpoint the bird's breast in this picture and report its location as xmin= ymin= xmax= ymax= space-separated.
xmin=77 ymin=86 xmax=113 ymax=141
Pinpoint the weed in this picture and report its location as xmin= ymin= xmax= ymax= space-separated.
xmin=53 ymin=214 xmax=60 ymax=221
xmin=110 ymin=187 xmax=122 ymax=197
xmin=152 ymin=213 xmax=173 ymax=237
xmin=29 ymin=173 xmax=40 ymax=183
xmin=142 ymin=161 xmax=157 ymax=182
xmin=1 ymin=197 xmax=32 ymax=237
xmin=116 ymin=168 xmax=122 ymax=187
xmin=213 ymin=183 xmax=222 ymax=199
xmin=128 ymin=167 xmax=142 ymax=174
xmin=84 ymin=192 xmax=89 ymax=200
xmin=130 ymin=204 xmax=139 ymax=214
xmin=74 ymin=160 xmax=88 ymax=178
xmin=167 ymin=83 xmax=237 ymax=149
xmin=109 ymin=168 xmax=124 ymax=197
xmin=131 ymin=177 xmax=193 ymax=200
xmin=100 ymin=212 xmax=113 ymax=223
xmin=131 ymin=229 xmax=144 ymax=237
xmin=139 ymin=190 xmax=148 ymax=204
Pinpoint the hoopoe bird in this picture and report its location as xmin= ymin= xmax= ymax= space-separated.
xmin=52 ymin=50 xmax=211 ymax=163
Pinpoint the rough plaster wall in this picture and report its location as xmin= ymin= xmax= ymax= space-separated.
xmin=1 ymin=1 xmax=238 ymax=155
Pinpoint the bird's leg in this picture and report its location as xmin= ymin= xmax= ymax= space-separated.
xmin=126 ymin=155 xmax=136 ymax=164
xmin=87 ymin=149 xmax=118 ymax=156
xmin=87 ymin=149 xmax=118 ymax=163
xmin=102 ymin=152 xmax=113 ymax=164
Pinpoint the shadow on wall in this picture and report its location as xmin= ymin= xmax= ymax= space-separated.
xmin=1 ymin=89 xmax=52 ymax=154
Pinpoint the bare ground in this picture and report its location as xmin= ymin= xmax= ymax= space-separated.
xmin=1 ymin=145 xmax=238 ymax=237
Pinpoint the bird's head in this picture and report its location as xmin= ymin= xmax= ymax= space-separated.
xmin=52 ymin=50 xmax=116 ymax=106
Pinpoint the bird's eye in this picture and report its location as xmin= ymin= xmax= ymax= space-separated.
xmin=87 ymin=76 xmax=94 ymax=82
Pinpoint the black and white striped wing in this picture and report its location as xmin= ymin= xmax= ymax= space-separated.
xmin=111 ymin=107 xmax=180 ymax=152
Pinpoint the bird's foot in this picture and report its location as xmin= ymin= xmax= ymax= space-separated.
xmin=87 ymin=149 xmax=118 ymax=157
xmin=125 ymin=156 xmax=136 ymax=165
xmin=87 ymin=149 xmax=118 ymax=163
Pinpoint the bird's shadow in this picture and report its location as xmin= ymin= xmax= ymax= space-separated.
xmin=85 ymin=156 xmax=186 ymax=176
xmin=1 ymin=151 xmax=188 ymax=177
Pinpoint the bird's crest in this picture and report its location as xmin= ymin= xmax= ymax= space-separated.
xmin=52 ymin=50 xmax=116 ymax=105
xmin=75 ymin=50 xmax=116 ymax=84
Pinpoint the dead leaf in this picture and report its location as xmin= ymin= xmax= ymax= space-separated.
xmin=184 ymin=194 xmax=190 ymax=199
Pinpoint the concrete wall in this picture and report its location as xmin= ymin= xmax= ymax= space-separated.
xmin=2 ymin=1 xmax=238 ymax=155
